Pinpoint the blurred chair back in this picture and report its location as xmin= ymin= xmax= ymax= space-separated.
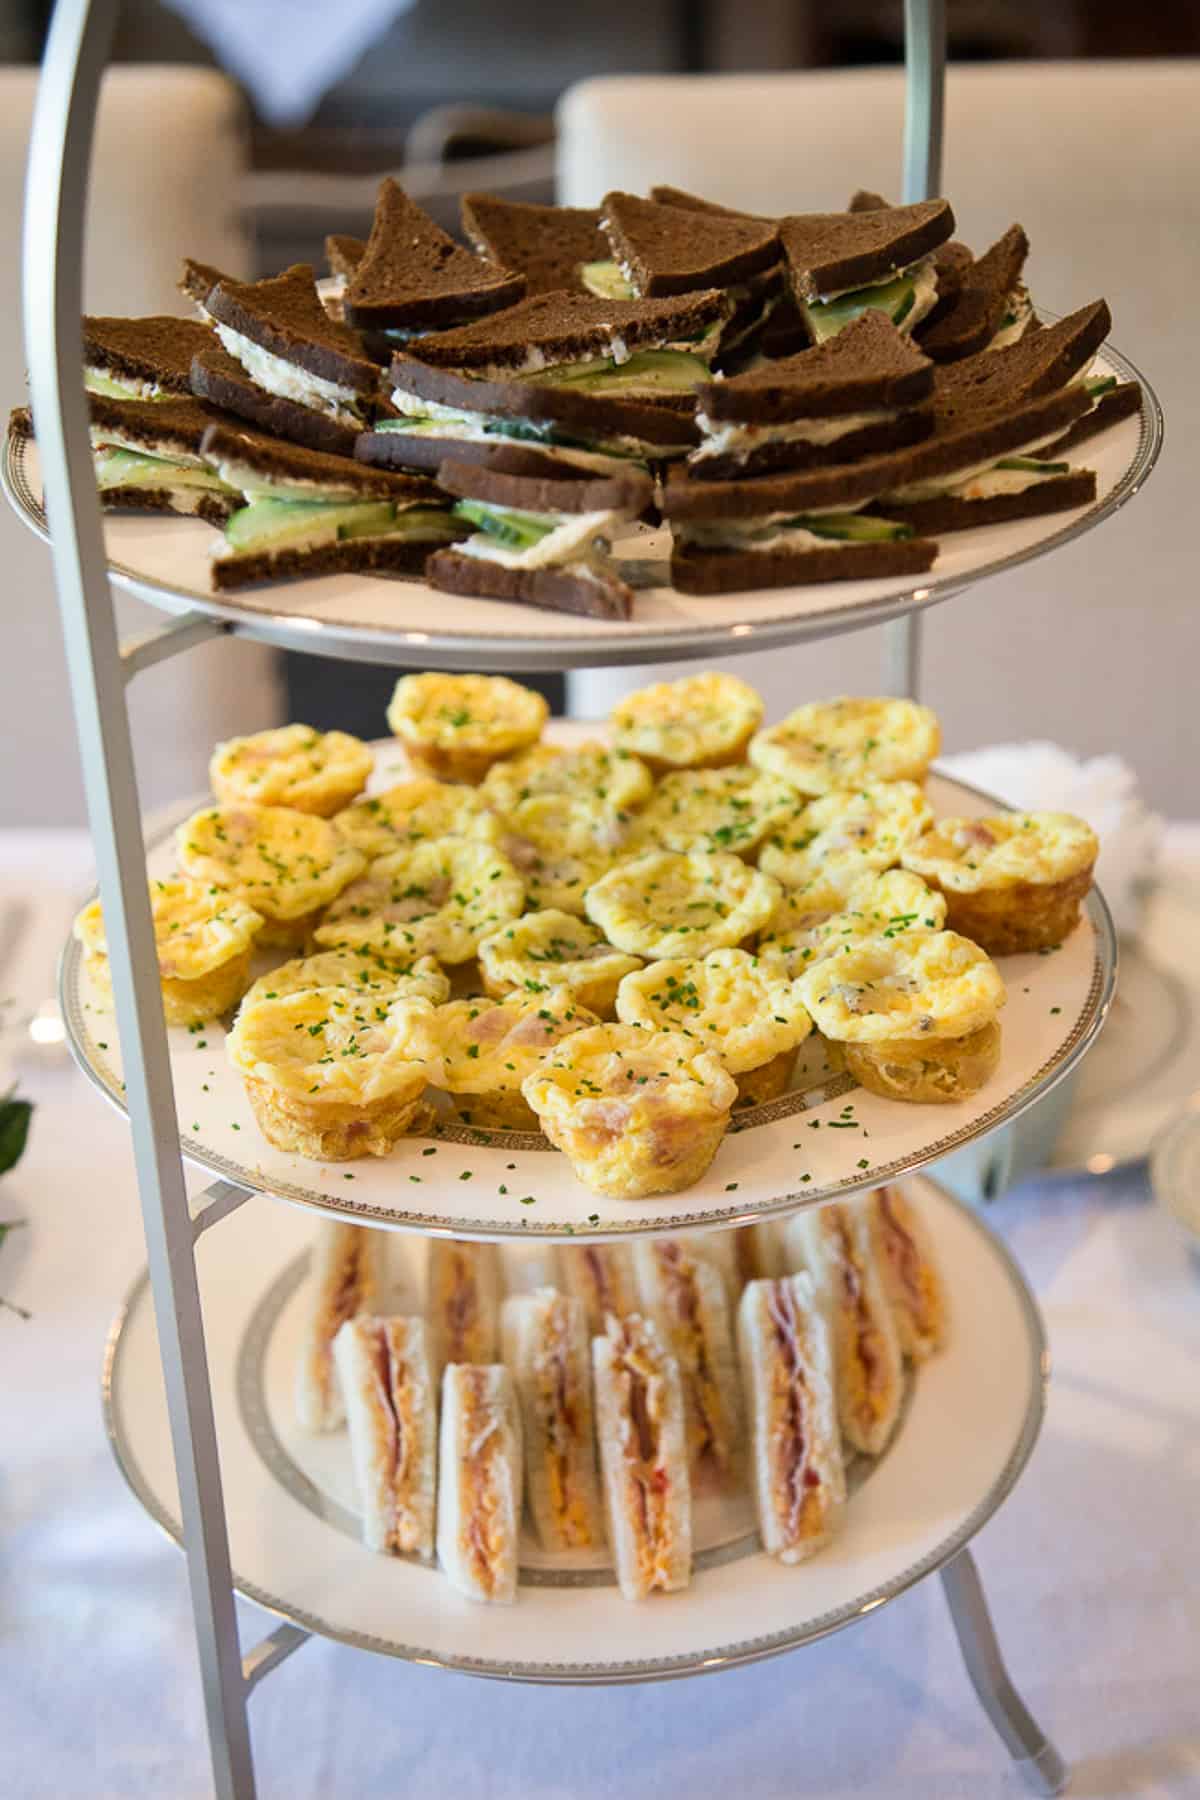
xmin=3 ymin=65 xmax=280 ymax=827
xmin=558 ymin=63 xmax=1199 ymax=812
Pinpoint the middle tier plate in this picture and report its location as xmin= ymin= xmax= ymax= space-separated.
xmin=61 ymin=745 xmax=1116 ymax=1241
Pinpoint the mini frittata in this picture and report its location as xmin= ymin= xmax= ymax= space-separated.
xmin=796 ymin=928 xmax=1006 ymax=1104
xmin=749 ymin=697 xmax=940 ymax=796
xmin=386 ymin=673 xmax=548 ymax=783
xmin=759 ymin=869 xmax=947 ymax=978
xmin=584 ymin=848 xmax=780 ymax=960
xmin=480 ymin=740 xmax=653 ymax=819
xmin=521 ymin=1023 xmax=738 ymax=1197
xmin=499 ymin=791 xmax=630 ymax=916
xmin=332 ymin=778 xmax=500 ymax=860
xmin=615 ymin=947 xmax=812 ymax=1104
xmin=628 ymin=766 xmax=798 ymax=860
xmin=758 ymin=782 xmax=934 ymax=895
xmin=901 ymin=811 xmax=1098 ymax=953
xmin=209 ymin=724 xmax=373 ymax=817
xmin=394 ymin=986 xmax=599 ymax=1130
xmin=75 ymin=878 xmax=263 ymax=1027
xmin=610 ymin=672 xmax=764 ymax=773
xmin=176 ymin=804 xmax=365 ymax=949
xmin=477 ymin=909 xmax=643 ymax=1017
xmin=314 ymin=837 xmax=524 ymax=964
xmin=240 ymin=947 xmax=449 ymax=1013
xmin=226 ymin=986 xmax=430 ymax=1159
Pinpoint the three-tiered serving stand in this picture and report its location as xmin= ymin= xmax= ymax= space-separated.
xmin=11 ymin=2 xmax=1162 ymax=1794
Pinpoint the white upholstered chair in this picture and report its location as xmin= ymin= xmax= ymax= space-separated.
xmin=557 ymin=62 xmax=1200 ymax=814
xmin=2 ymin=65 xmax=281 ymax=827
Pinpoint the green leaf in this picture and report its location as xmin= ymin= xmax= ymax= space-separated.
xmin=0 ymin=1094 xmax=33 ymax=1175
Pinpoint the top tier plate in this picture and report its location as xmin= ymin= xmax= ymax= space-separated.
xmin=3 ymin=337 xmax=1160 ymax=672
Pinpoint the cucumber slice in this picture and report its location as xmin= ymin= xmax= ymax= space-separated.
xmin=801 ymin=272 xmax=918 ymax=344
xmin=994 ymin=457 xmax=1070 ymax=475
xmin=1085 ymin=375 xmax=1118 ymax=400
xmin=579 ymin=259 xmax=635 ymax=300
xmin=533 ymin=348 xmax=710 ymax=396
xmin=224 ymin=498 xmax=396 ymax=553
xmin=86 ymin=371 xmax=159 ymax=400
xmin=453 ymin=500 xmax=558 ymax=551
xmin=94 ymin=448 xmax=235 ymax=494
xmin=786 ymin=511 xmax=915 ymax=543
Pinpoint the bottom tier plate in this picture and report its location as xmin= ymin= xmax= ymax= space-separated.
xmin=103 ymin=1177 xmax=1046 ymax=1682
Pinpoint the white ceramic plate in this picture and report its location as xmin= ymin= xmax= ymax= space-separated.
xmin=61 ymin=730 xmax=1116 ymax=1242
xmin=102 ymin=1176 xmax=1045 ymax=1681
xmin=3 ymin=340 xmax=1160 ymax=671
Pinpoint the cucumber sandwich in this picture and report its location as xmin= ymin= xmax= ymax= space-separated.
xmin=460 ymin=194 xmax=612 ymax=300
xmin=780 ymin=199 xmax=956 ymax=346
xmin=199 ymin=420 xmax=463 ymax=591
xmin=82 ymin=313 xmax=216 ymax=403
xmin=356 ymin=288 xmax=730 ymax=482
xmin=426 ymin=457 xmax=654 ymax=620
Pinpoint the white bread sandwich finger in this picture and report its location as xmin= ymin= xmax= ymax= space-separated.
xmin=555 ymin=1241 xmax=638 ymax=1336
xmin=295 ymin=1222 xmax=387 ymax=1432
xmin=865 ymin=1185 xmax=948 ymax=1361
xmin=426 ymin=1239 xmax=502 ymax=1378
xmin=500 ymin=1288 xmax=606 ymax=1552
xmin=784 ymin=1200 xmax=904 ymax=1456
xmin=436 ymin=1363 xmax=523 ymax=1604
xmin=333 ymin=1314 xmax=437 ymax=1557
xmin=737 ymin=1274 xmax=846 ymax=1563
xmin=634 ymin=1239 xmax=742 ymax=1485
xmin=592 ymin=1313 xmax=692 ymax=1601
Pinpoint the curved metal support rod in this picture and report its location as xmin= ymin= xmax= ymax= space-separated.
xmin=940 ymin=1547 xmax=1068 ymax=1796
xmin=23 ymin=4 xmax=256 ymax=1795
xmin=242 ymin=1622 xmax=311 ymax=1696
xmin=884 ymin=0 xmax=947 ymax=703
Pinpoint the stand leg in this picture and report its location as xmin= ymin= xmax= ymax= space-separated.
xmin=940 ymin=1548 xmax=1068 ymax=1796
xmin=24 ymin=5 xmax=257 ymax=1795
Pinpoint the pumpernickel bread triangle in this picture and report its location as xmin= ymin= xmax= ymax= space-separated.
xmin=426 ymin=549 xmax=633 ymax=620
xmin=931 ymin=301 xmax=1111 ymax=413
xmin=405 ymin=287 xmax=730 ymax=372
xmin=699 ymin=310 xmax=933 ymax=423
xmin=190 ymin=343 xmax=362 ymax=457
xmin=83 ymin=315 xmax=216 ymax=394
xmin=601 ymin=191 xmax=781 ymax=296
xmin=780 ymin=200 xmax=955 ymax=300
xmin=434 ymin=455 xmax=653 ymax=517
xmin=201 ymin=419 xmax=443 ymax=502
xmin=648 ymin=186 xmax=775 ymax=225
xmin=87 ymin=392 xmax=232 ymax=454
xmin=1041 ymin=380 xmax=1142 ymax=456
xmin=344 ymin=178 xmax=526 ymax=330
xmin=460 ymin=195 xmax=608 ymax=297
xmin=178 ymin=259 xmax=238 ymax=310
xmin=874 ymin=470 xmax=1097 ymax=536
xmin=670 ymin=536 xmax=937 ymax=595
xmin=326 ymin=235 xmax=367 ymax=279
xmin=206 ymin=264 xmax=378 ymax=391
xmin=918 ymin=225 xmax=1030 ymax=361
xmin=212 ymin=533 xmax=436 ymax=593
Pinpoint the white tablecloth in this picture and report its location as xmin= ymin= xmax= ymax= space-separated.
xmin=3 ymin=833 xmax=1198 ymax=1800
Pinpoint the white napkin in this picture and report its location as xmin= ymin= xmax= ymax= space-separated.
xmin=161 ymin=0 xmax=416 ymax=127
xmin=937 ymin=742 xmax=1163 ymax=939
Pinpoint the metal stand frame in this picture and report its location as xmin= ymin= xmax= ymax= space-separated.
xmin=23 ymin=2 xmax=1064 ymax=1793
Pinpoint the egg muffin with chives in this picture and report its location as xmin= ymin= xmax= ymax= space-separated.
xmin=796 ymin=929 xmax=1006 ymax=1104
xmin=176 ymin=804 xmax=365 ymax=951
xmin=209 ymin=724 xmax=373 ymax=818
xmin=332 ymin=778 xmax=500 ymax=860
xmin=394 ymin=986 xmax=600 ymax=1131
xmin=584 ymin=849 xmax=780 ymax=961
xmin=226 ymin=986 xmax=431 ymax=1160
xmin=749 ymin=697 xmax=940 ymax=796
xmin=615 ymin=947 xmax=812 ymax=1105
xmin=477 ymin=909 xmax=643 ymax=1017
xmin=499 ymin=791 xmax=630 ymax=917
xmin=627 ymin=765 xmax=798 ymax=860
xmin=610 ymin=672 xmax=763 ymax=773
xmin=901 ymin=811 xmax=1098 ymax=954
xmin=240 ymin=946 xmax=449 ymax=1014
xmin=386 ymin=673 xmax=548 ymax=784
xmin=75 ymin=878 xmax=263 ymax=1028
xmin=480 ymin=740 xmax=653 ymax=819
xmin=521 ymin=1023 xmax=738 ymax=1197
xmin=758 ymin=781 xmax=934 ymax=895
xmin=313 ymin=836 xmax=523 ymax=964
xmin=759 ymin=869 xmax=947 ymax=979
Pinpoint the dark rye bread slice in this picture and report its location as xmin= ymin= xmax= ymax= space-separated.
xmin=648 ymin=185 xmax=777 ymax=225
xmin=104 ymin=485 xmax=237 ymax=527
xmin=200 ymin=419 xmax=442 ymax=501
xmin=932 ymin=302 xmax=1113 ymax=417
xmin=671 ymin=536 xmax=937 ymax=595
xmin=345 ymin=178 xmax=526 ymax=331
xmin=435 ymin=455 xmax=653 ymax=516
xmin=12 ymin=400 xmax=237 ymax=524
xmin=700 ymin=310 xmax=933 ymax=423
xmin=874 ymin=469 xmax=1096 ymax=535
xmin=83 ymin=315 xmax=216 ymax=393
xmin=781 ymin=200 xmax=955 ymax=302
xmin=213 ymin=533 xmax=435 ymax=593
xmin=918 ymin=226 xmax=1030 ymax=363
xmin=1041 ymin=380 xmax=1142 ymax=457
xmin=663 ymin=383 xmax=1091 ymax=521
xmin=841 ymin=191 xmax=973 ymax=329
xmin=357 ymin=430 xmax=650 ymax=480
xmin=191 ymin=344 xmax=361 ymax=457
xmin=178 ymin=259 xmax=238 ymax=310
xmin=601 ymin=191 xmax=780 ymax=297
xmin=87 ymin=392 xmax=232 ymax=454
xmin=207 ymin=265 xmax=378 ymax=392
xmin=326 ymin=235 xmax=367 ymax=280
xmin=690 ymin=411 xmax=933 ymax=481
xmin=460 ymin=195 xmax=608 ymax=297
xmin=427 ymin=548 xmax=632 ymax=620
xmin=385 ymin=353 xmax=699 ymax=448
xmin=406 ymin=288 xmax=730 ymax=373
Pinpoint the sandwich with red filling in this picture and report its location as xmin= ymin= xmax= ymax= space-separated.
xmin=864 ymin=1185 xmax=947 ymax=1360
xmin=437 ymin=1362 xmax=523 ymax=1603
xmin=592 ymin=1312 xmax=692 ymax=1601
xmin=633 ymin=1238 xmax=741 ymax=1485
xmin=333 ymin=1313 xmax=437 ymax=1557
xmin=295 ymin=1221 xmax=387 ymax=1431
xmin=555 ymin=1241 xmax=638 ymax=1335
xmin=426 ymin=1238 xmax=502 ymax=1378
xmin=501 ymin=1288 xmax=606 ymax=1552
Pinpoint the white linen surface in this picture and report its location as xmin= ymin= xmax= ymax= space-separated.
xmin=2 ymin=832 xmax=1198 ymax=1799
